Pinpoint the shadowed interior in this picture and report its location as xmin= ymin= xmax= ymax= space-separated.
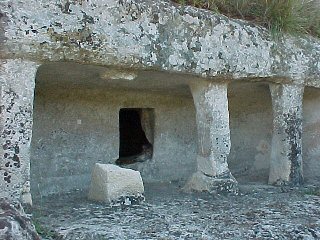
xmin=118 ymin=109 xmax=152 ymax=158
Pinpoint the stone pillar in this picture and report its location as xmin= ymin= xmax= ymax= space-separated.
xmin=269 ymin=83 xmax=304 ymax=186
xmin=0 ymin=59 xmax=39 ymax=205
xmin=184 ymin=81 xmax=237 ymax=193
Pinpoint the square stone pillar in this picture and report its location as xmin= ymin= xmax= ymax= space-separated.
xmin=0 ymin=59 xmax=39 ymax=205
xmin=269 ymin=83 xmax=304 ymax=186
xmin=184 ymin=81 xmax=237 ymax=193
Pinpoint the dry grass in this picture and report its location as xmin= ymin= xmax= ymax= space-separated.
xmin=173 ymin=0 xmax=320 ymax=38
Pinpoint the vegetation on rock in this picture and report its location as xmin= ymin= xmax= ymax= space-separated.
xmin=173 ymin=0 xmax=320 ymax=38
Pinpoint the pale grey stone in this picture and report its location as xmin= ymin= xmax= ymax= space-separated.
xmin=88 ymin=164 xmax=144 ymax=204
xmin=32 ymin=183 xmax=320 ymax=240
xmin=185 ymin=81 xmax=237 ymax=193
xmin=0 ymin=0 xmax=319 ymax=84
xmin=269 ymin=84 xmax=304 ymax=185
xmin=0 ymin=0 xmax=319 ymax=203
xmin=0 ymin=60 xmax=39 ymax=204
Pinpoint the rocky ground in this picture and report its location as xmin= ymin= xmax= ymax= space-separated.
xmin=31 ymin=182 xmax=320 ymax=240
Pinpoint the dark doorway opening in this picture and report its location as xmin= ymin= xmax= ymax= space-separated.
xmin=116 ymin=108 xmax=153 ymax=165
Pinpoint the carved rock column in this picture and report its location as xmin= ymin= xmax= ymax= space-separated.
xmin=184 ymin=81 xmax=237 ymax=193
xmin=0 ymin=59 xmax=39 ymax=205
xmin=269 ymin=83 xmax=304 ymax=186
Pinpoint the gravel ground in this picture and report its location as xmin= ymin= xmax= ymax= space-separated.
xmin=32 ymin=182 xmax=320 ymax=240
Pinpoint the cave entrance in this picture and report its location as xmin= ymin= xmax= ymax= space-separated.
xmin=117 ymin=108 xmax=154 ymax=165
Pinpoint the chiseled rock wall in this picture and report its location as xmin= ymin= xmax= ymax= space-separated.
xmin=0 ymin=0 xmax=320 ymax=201
xmin=30 ymin=87 xmax=197 ymax=197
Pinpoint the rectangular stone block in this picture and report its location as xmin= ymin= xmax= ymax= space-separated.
xmin=88 ymin=164 xmax=144 ymax=204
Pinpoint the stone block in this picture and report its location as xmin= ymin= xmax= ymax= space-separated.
xmin=88 ymin=164 xmax=144 ymax=204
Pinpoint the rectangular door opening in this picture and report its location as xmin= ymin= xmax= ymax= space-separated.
xmin=116 ymin=108 xmax=154 ymax=165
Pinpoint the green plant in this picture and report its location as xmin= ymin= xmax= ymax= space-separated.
xmin=33 ymin=220 xmax=58 ymax=239
xmin=173 ymin=0 xmax=320 ymax=38
xmin=304 ymin=187 xmax=320 ymax=196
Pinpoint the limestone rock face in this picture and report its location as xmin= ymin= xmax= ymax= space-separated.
xmin=0 ymin=199 xmax=40 ymax=240
xmin=88 ymin=164 xmax=144 ymax=204
xmin=0 ymin=0 xmax=320 ymax=85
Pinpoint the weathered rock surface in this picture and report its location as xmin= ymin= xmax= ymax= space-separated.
xmin=185 ymin=81 xmax=238 ymax=192
xmin=269 ymin=84 xmax=304 ymax=185
xmin=1 ymin=0 xmax=320 ymax=203
xmin=0 ymin=198 xmax=40 ymax=240
xmin=88 ymin=164 xmax=144 ymax=204
xmin=0 ymin=0 xmax=319 ymax=85
xmin=33 ymin=183 xmax=320 ymax=240
xmin=184 ymin=171 xmax=238 ymax=194
xmin=0 ymin=60 xmax=39 ymax=204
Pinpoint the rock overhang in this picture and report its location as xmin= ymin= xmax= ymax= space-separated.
xmin=0 ymin=0 xmax=319 ymax=86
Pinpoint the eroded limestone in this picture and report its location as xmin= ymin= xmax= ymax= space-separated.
xmin=0 ymin=0 xmax=319 ymax=84
xmin=269 ymin=83 xmax=304 ymax=185
xmin=0 ymin=60 xmax=39 ymax=204
xmin=185 ymin=81 xmax=237 ymax=193
xmin=0 ymin=0 xmax=319 ymax=203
